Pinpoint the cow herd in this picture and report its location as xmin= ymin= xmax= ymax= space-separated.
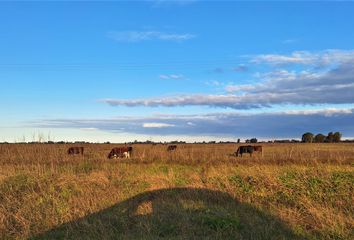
xmin=67 ymin=144 xmax=263 ymax=159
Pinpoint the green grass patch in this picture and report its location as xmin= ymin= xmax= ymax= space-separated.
xmin=228 ymin=175 xmax=254 ymax=193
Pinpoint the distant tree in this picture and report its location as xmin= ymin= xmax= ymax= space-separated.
xmin=245 ymin=139 xmax=250 ymax=143
xmin=314 ymin=134 xmax=326 ymax=143
xmin=237 ymin=139 xmax=240 ymax=143
xmin=333 ymin=132 xmax=342 ymax=142
xmin=302 ymin=132 xmax=314 ymax=143
xmin=325 ymin=132 xmax=334 ymax=143
xmin=250 ymin=138 xmax=258 ymax=143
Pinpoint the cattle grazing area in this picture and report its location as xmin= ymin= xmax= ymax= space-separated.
xmin=0 ymin=143 xmax=353 ymax=239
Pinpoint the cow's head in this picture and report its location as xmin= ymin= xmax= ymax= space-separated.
xmin=108 ymin=152 xmax=117 ymax=159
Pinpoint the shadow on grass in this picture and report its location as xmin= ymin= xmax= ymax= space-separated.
xmin=31 ymin=188 xmax=306 ymax=240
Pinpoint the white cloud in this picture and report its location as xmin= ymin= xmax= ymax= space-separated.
xmin=282 ymin=39 xmax=298 ymax=44
xmin=233 ymin=64 xmax=248 ymax=72
xmin=225 ymin=84 xmax=255 ymax=93
xmin=143 ymin=122 xmax=175 ymax=128
xmin=205 ymin=80 xmax=222 ymax=86
xmin=80 ymin=127 xmax=99 ymax=131
xmin=101 ymin=94 xmax=266 ymax=109
xmin=149 ymin=0 xmax=198 ymax=7
xmin=252 ymin=49 xmax=354 ymax=66
xmin=159 ymin=74 xmax=185 ymax=80
xmin=284 ymin=108 xmax=354 ymax=117
xmin=107 ymin=31 xmax=195 ymax=42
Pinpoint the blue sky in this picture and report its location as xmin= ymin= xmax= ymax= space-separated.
xmin=1 ymin=1 xmax=354 ymax=142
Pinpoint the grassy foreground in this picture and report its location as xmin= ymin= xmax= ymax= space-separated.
xmin=0 ymin=143 xmax=353 ymax=239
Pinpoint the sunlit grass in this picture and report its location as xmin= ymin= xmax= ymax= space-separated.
xmin=0 ymin=143 xmax=353 ymax=239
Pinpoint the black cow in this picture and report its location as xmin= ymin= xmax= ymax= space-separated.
xmin=67 ymin=147 xmax=84 ymax=155
xmin=108 ymin=146 xmax=133 ymax=159
xmin=167 ymin=145 xmax=177 ymax=151
xmin=235 ymin=145 xmax=254 ymax=157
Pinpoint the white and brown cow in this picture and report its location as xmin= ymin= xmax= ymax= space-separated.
xmin=108 ymin=146 xmax=133 ymax=159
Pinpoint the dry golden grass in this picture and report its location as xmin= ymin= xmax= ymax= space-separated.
xmin=1 ymin=143 xmax=353 ymax=166
xmin=0 ymin=143 xmax=353 ymax=239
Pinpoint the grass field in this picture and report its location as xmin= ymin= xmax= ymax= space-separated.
xmin=0 ymin=143 xmax=353 ymax=239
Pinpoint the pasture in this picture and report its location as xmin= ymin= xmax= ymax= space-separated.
xmin=0 ymin=143 xmax=353 ymax=239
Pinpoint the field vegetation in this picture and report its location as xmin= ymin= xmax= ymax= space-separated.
xmin=0 ymin=143 xmax=353 ymax=239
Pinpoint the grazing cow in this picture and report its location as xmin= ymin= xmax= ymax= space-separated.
xmin=235 ymin=145 xmax=254 ymax=157
xmin=167 ymin=145 xmax=177 ymax=151
xmin=108 ymin=146 xmax=133 ymax=159
xmin=67 ymin=147 xmax=84 ymax=155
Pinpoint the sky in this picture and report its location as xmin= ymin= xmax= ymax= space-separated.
xmin=1 ymin=0 xmax=354 ymax=142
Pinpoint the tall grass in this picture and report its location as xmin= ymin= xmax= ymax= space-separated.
xmin=1 ymin=143 xmax=353 ymax=166
xmin=0 ymin=143 xmax=353 ymax=239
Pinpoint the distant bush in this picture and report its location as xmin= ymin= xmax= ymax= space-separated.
xmin=314 ymin=134 xmax=326 ymax=143
xmin=302 ymin=132 xmax=314 ymax=143
xmin=245 ymin=138 xmax=257 ymax=143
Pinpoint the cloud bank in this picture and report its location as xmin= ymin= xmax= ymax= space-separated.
xmin=32 ymin=108 xmax=354 ymax=138
xmin=101 ymin=60 xmax=354 ymax=109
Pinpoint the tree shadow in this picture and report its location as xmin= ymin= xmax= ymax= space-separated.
xmin=31 ymin=188 xmax=306 ymax=240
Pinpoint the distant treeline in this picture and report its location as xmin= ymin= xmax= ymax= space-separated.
xmin=301 ymin=132 xmax=343 ymax=143
xmin=1 ymin=132 xmax=353 ymax=144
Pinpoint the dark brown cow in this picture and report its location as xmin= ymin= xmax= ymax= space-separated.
xmin=167 ymin=145 xmax=177 ymax=151
xmin=235 ymin=145 xmax=263 ymax=157
xmin=235 ymin=145 xmax=254 ymax=157
xmin=67 ymin=147 xmax=84 ymax=155
xmin=108 ymin=146 xmax=133 ymax=159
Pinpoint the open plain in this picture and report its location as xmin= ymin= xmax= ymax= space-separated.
xmin=0 ymin=143 xmax=353 ymax=239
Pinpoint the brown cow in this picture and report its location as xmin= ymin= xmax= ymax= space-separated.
xmin=253 ymin=145 xmax=263 ymax=156
xmin=108 ymin=146 xmax=133 ymax=159
xmin=167 ymin=145 xmax=177 ymax=151
xmin=67 ymin=147 xmax=84 ymax=155
xmin=235 ymin=145 xmax=263 ymax=157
